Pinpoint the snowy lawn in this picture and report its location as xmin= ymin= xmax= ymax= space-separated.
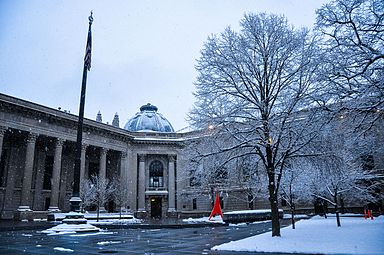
xmin=212 ymin=215 xmax=384 ymax=255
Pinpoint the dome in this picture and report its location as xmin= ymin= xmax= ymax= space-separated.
xmin=124 ymin=103 xmax=175 ymax=132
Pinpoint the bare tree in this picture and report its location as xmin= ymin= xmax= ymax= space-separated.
xmin=316 ymin=0 xmax=384 ymax=130
xmin=307 ymin=133 xmax=383 ymax=227
xmin=90 ymin=175 xmax=115 ymax=222
xmin=189 ymin=13 xmax=323 ymax=236
xmin=183 ymin=135 xmax=269 ymax=208
xmin=280 ymin=159 xmax=313 ymax=229
xmin=111 ymin=176 xmax=130 ymax=219
xmin=80 ymin=178 xmax=96 ymax=213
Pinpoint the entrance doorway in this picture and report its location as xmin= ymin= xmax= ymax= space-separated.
xmin=150 ymin=197 xmax=162 ymax=219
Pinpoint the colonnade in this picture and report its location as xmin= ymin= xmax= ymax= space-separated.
xmin=0 ymin=125 xmax=179 ymax=219
xmin=0 ymin=127 xmax=127 ymax=213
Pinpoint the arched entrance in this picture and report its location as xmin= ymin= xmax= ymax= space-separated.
xmin=150 ymin=197 xmax=162 ymax=218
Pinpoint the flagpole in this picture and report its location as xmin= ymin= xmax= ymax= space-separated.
xmin=70 ymin=11 xmax=93 ymax=212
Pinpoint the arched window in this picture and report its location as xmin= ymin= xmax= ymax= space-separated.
xmin=149 ymin=160 xmax=163 ymax=187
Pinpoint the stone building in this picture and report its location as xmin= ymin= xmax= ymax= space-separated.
xmin=0 ymin=93 xmax=382 ymax=220
xmin=0 ymin=93 xmax=195 ymax=220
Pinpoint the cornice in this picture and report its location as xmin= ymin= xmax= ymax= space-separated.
xmin=0 ymin=93 xmax=197 ymax=147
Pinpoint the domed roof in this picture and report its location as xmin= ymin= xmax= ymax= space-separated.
xmin=124 ymin=103 xmax=175 ymax=132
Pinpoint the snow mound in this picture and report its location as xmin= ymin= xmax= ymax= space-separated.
xmin=42 ymin=223 xmax=101 ymax=235
xmin=182 ymin=215 xmax=224 ymax=224
xmin=53 ymin=247 xmax=74 ymax=252
xmin=97 ymin=241 xmax=122 ymax=245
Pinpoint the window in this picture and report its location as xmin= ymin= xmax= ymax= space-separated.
xmin=248 ymin=195 xmax=254 ymax=210
xmin=43 ymin=155 xmax=54 ymax=190
xmin=192 ymin=198 xmax=197 ymax=210
xmin=220 ymin=197 xmax=224 ymax=209
xmin=211 ymin=168 xmax=228 ymax=184
xmin=0 ymin=148 xmax=9 ymax=187
xmin=149 ymin=160 xmax=163 ymax=187
xmin=361 ymin=155 xmax=374 ymax=171
xmin=189 ymin=170 xmax=201 ymax=187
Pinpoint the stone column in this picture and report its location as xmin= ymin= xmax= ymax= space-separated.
xmin=120 ymin=151 xmax=128 ymax=187
xmin=80 ymin=143 xmax=88 ymax=182
xmin=0 ymin=127 xmax=6 ymax=160
xmin=168 ymin=155 xmax=176 ymax=212
xmin=137 ymin=154 xmax=146 ymax=212
xmin=120 ymin=151 xmax=128 ymax=210
xmin=49 ymin=138 xmax=64 ymax=211
xmin=126 ymin=146 xmax=137 ymax=212
xmin=33 ymin=151 xmax=46 ymax=210
xmin=18 ymin=133 xmax=38 ymax=211
xmin=99 ymin=148 xmax=108 ymax=179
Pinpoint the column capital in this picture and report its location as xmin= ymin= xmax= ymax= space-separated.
xmin=121 ymin=151 xmax=128 ymax=159
xmin=55 ymin=138 xmax=65 ymax=147
xmin=0 ymin=126 xmax=7 ymax=136
xmin=138 ymin=154 xmax=146 ymax=162
xmin=27 ymin=133 xmax=38 ymax=143
xmin=100 ymin=147 xmax=108 ymax=155
xmin=168 ymin=155 xmax=176 ymax=162
xmin=81 ymin=143 xmax=88 ymax=150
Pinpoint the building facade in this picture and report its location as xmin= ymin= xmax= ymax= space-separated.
xmin=0 ymin=93 xmax=194 ymax=220
xmin=0 ymin=93 xmax=382 ymax=220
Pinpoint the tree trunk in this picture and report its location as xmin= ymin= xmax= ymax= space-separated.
xmin=269 ymin=191 xmax=281 ymax=236
xmin=289 ymin=187 xmax=295 ymax=229
xmin=290 ymin=199 xmax=295 ymax=229
xmin=268 ymin=176 xmax=281 ymax=236
xmin=97 ymin=201 xmax=100 ymax=222
xmin=291 ymin=208 xmax=295 ymax=229
xmin=323 ymin=200 xmax=328 ymax=219
xmin=334 ymin=193 xmax=341 ymax=227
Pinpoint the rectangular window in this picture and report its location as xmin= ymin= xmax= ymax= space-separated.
xmin=43 ymin=155 xmax=54 ymax=190
xmin=0 ymin=148 xmax=9 ymax=187
xmin=361 ymin=155 xmax=374 ymax=171
xmin=44 ymin=197 xmax=50 ymax=211
xmin=189 ymin=170 xmax=201 ymax=186
xmin=192 ymin=198 xmax=197 ymax=210
xmin=248 ymin=195 xmax=254 ymax=210
xmin=150 ymin=176 xmax=163 ymax=187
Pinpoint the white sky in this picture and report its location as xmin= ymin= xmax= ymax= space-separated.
xmin=0 ymin=0 xmax=329 ymax=131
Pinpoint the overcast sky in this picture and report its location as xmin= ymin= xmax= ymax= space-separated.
xmin=0 ymin=0 xmax=329 ymax=131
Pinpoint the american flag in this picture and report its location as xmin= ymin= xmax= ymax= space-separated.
xmin=84 ymin=24 xmax=92 ymax=71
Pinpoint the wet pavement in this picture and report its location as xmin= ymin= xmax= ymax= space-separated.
xmin=0 ymin=220 xmax=293 ymax=254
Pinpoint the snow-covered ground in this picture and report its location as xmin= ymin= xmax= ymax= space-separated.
xmin=42 ymin=212 xmax=142 ymax=235
xmin=212 ymin=215 xmax=384 ymax=254
xmin=50 ymin=212 xmax=138 ymax=221
xmin=42 ymin=223 xmax=102 ymax=235
xmin=182 ymin=215 xmax=225 ymax=224
xmin=88 ymin=218 xmax=141 ymax=225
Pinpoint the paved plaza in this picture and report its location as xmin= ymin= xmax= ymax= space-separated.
xmin=0 ymin=220 xmax=292 ymax=254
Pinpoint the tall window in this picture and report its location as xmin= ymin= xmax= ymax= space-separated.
xmin=192 ymin=198 xmax=197 ymax=210
xmin=0 ymin=148 xmax=9 ymax=187
xmin=248 ymin=195 xmax=254 ymax=210
xmin=149 ymin=160 xmax=163 ymax=187
xmin=43 ymin=155 xmax=54 ymax=190
xmin=361 ymin=155 xmax=374 ymax=171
